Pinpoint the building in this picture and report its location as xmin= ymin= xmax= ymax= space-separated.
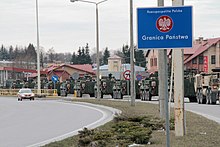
xmin=146 ymin=37 xmax=220 ymax=73
xmin=47 ymin=64 xmax=95 ymax=82
xmin=93 ymin=54 xmax=147 ymax=80
xmin=184 ymin=37 xmax=220 ymax=73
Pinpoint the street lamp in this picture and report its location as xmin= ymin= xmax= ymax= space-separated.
xmin=70 ymin=0 xmax=107 ymax=100
xmin=129 ymin=0 xmax=135 ymax=106
xmin=35 ymin=0 xmax=41 ymax=96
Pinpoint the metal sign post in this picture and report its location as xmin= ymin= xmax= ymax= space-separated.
xmin=51 ymin=75 xmax=59 ymax=95
xmin=123 ymin=70 xmax=131 ymax=96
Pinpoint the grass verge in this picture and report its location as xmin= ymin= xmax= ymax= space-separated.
xmin=44 ymin=99 xmax=220 ymax=147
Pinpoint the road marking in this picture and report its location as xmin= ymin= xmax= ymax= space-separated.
xmin=27 ymin=100 xmax=120 ymax=147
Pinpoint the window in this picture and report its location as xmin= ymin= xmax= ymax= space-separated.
xmin=192 ymin=58 xmax=197 ymax=64
xmin=211 ymin=55 xmax=216 ymax=64
xmin=199 ymin=56 xmax=203 ymax=64
xmin=154 ymin=58 xmax=157 ymax=66
xmin=150 ymin=58 xmax=153 ymax=67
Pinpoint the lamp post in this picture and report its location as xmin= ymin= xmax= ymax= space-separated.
xmin=129 ymin=0 xmax=135 ymax=106
xmin=35 ymin=0 xmax=41 ymax=95
xmin=70 ymin=0 xmax=107 ymax=100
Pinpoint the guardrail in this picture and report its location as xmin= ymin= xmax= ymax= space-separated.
xmin=0 ymin=89 xmax=57 ymax=97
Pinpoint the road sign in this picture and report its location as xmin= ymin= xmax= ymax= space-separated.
xmin=51 ymin=75 xmax=59 ymax=83
xmin=136 ymin=74 xmax=142 ymax=81
xmin=137 ymin=6 xmax=192 ymax=49
xmin=72 ymin=72 xmax=79 ymax=80
xmin=123 ymin=70 xmax=131 ymax=80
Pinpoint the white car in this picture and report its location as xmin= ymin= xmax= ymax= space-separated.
xmin=17 ymin=88 xmax=35 ymax=101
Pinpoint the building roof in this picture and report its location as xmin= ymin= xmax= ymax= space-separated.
xmin=108 ymin=55 xmax=122 ymax=60
xmin=48 ymin=64 xmax=95 ymax=75
xmin=0 ymin=67 xmax=47 ymax=74
xmin=95 ymin=64 xmax=146 ymax=72
xmin=184 ymin=37 xmax=220 ymax=64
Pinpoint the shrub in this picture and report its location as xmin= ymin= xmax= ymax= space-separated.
xmin=78 ymin=136 xmax=92 ymax=146
xmin=78 ymin=128 xmax=94 ymax=138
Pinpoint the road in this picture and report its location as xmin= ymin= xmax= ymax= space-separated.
xmin=185 ymin=103 xmax=220 ymax=124
xmin=0 ymin=97 xmax=119 ymax=147
xmin=142 ymin=97 xmax=220 ymax=124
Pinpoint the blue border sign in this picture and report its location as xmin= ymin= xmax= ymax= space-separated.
xmin=51 ymin=75 xmax=59 ymax=83
xmin=137 ymin=6 xmax=192 ymax=49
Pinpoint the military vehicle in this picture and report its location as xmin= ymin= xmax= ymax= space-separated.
xmin=139 ymin=79 xmax=151 ymax=101
xmin=194 ymin=69 xmax=220 ymax=104
xmin=100 ymin=78 xmax=114 ymax=98
xmin=74 ymin=75 xmax=95 ymax=97
xmin=121 ymin=80 xmax=129 ymax=98
xmin=112 ymin=80 xmax=122 ymax=99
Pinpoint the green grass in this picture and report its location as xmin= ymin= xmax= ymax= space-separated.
xmin=44 ymin=99 xmax=220 ymax=147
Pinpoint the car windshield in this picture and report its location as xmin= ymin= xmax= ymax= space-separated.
xmin=19 ymin=89 xmax=32 ymax=93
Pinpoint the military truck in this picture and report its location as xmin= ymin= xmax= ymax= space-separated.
xmin=112 ymin=80 xmax=122 ymax=99
xmin=80 ymin=80 xmax=95 ymax=97
xmin=194 ymin=71 xmax=220 ymax=104
xmin=139 ymin=79 xmax=152 ymax=101
xmin=100 ymin=78 xmax=114 ymax=98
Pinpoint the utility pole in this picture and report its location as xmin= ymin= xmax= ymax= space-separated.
xmin=172 ymin=0 xmax=186 ymax=136
xmin=130 ymin=0 xmax=135 ymax=106
xmin=36 ymin=0 xmax=41 ymax=96
xmin=157 ymin=1 xmax=170 ymax=147
xmin=158 ymin=0 xmax=166 ymax=120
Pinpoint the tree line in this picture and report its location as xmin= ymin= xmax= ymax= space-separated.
xmin=0 ymin=43 xmax=146 ymax=69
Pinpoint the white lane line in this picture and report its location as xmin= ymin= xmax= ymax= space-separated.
xmin=27 ymin=101 xmax=118 ymax=147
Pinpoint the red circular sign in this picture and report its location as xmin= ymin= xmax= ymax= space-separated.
xmin=123 ymin=70 xmax=131 ymax=80
xmin=156 ymin=15 xmax=173 ymax=33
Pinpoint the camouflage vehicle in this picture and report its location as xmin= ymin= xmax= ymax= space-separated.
xmin=139 ymin=79 xmax=151 ymax=101
xmin=112 ymin=80 xmax=122 ymax=99
xmin=59 ymin=81 xmax=68 ymax=97
xmin=184 ymin=71 xmax=197 ymax=102
xmin=194 ymin=68 xmax=220 ymax=104
xmin=75 ymin=80 xmax=82 ymax=97
xmin=74 ymin=75 xmax=95 ymax=97
xmin=80 ymin=79 xmax=95 ymax=97
xmin=121 ymin=80 xmax=129 ymax=98
xmin=149 ymin=73 xmax=159 ymax=97
xmin=100 ymin=78 xmax=114 ymax=98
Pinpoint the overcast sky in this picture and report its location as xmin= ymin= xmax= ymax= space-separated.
xmin=0 ymin=0 xmax=219 ymax=54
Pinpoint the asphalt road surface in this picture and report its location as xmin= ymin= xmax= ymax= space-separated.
xmin=141 ymin=97 xmax=220 ymax=124
xmin=185 ymin=103 xmax=220 ymax=124
xmin=0 ymin=97 xmax=118 ymax=147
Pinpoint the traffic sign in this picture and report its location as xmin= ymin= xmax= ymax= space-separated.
xmin=137 ymin=6 xmax=192 ymax=49
xmin=123 ymin=70 xmax=131 ymax=80
xmin=51 ymin=75 xmax=59 ymax=83
xmin=136 ymin=74 xmax=142 ymax=81
xmin=72 ymin=72 xmax=79 ymax=80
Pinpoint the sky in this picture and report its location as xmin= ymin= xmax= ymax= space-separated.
xmin=0 ymin=0 xmax=219 ymax=54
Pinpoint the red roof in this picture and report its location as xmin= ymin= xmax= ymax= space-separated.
xmin=184 ymin=37 xmax=220 ymax=64
xmin=0 ymin=67 xmax=47 ymax=74
xmin=48 ymin=64 xmax=95 ymax=75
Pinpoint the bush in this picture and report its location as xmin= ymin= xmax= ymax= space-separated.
xmin=78 ymin=128 xmax=94 ymax=138
xmin=77 ymin=115 xmax=168 ymax=146
xmin=93 ymin=130 xmax=114 ymax=140
xmin=78 ymin=136 xmax=92 ymax=146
